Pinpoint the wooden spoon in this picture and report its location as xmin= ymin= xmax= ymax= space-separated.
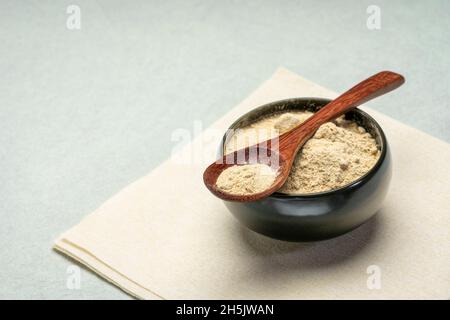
xmin=203 ymin=71 xmax=405 ymax=202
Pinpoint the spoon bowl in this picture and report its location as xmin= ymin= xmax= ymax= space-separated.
xmin=203 ymin=145 xmax=291 ymax=202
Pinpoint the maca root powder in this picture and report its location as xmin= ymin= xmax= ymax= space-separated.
xmin=216 ymin=164 xmax=277 ymax=195
xmin=223 ymin=111 xmax=380 ymax=195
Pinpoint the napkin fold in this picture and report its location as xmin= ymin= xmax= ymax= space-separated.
xmin=54 ymin=68 xmax=450 ymax=299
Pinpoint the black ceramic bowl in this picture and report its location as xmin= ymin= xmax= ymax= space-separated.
xmin=220 ymin=97 xmax=392 ymax=242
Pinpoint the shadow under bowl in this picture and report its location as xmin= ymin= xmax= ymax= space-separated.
xmin=220 ymin=97 xmax=392 ymax=242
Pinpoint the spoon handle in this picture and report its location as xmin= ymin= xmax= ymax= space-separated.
xmin=309 ymin=71 xmax=404 ymax=126
xmin=278 ymin=71 xmax=404 ymax=158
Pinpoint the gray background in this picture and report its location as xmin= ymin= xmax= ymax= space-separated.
xmin=0 ymin=0 xmax=448 ymax=299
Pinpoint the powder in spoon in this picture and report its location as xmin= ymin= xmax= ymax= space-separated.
xmin=216 ymin=164 xmax=278 ymax=195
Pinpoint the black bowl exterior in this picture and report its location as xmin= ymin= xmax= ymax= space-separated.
xmin=220 ymin=98 xmax=392 ymax=242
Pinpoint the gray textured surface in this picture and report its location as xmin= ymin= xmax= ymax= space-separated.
xmin=0 ymin=0 xmax=448 ymax=299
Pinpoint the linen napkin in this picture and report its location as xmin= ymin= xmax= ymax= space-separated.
xmin=54 ymin=68 xmax=450 ymax=299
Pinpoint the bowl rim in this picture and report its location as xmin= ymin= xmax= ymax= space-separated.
xmin=221 ymin=97 xmax=388 ymax=199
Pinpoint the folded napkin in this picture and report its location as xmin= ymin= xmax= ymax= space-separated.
xmin=54 ymin=68 xmax=450 ymax=299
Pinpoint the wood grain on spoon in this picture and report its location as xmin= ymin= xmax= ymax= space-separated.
xmin=203 ymin=71 xmax=405 ymax=202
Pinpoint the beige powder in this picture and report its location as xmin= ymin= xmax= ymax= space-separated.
xmin=227 ymin=112 xmax=313 ymax=151
xmin=216 ymin=164 xmax=277 ymax=195
xmin=225 ymin=111 xmax=380 ymax=195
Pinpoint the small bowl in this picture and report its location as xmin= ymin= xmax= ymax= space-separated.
xmin=219 ymin=97 xmax=392 ymax=242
